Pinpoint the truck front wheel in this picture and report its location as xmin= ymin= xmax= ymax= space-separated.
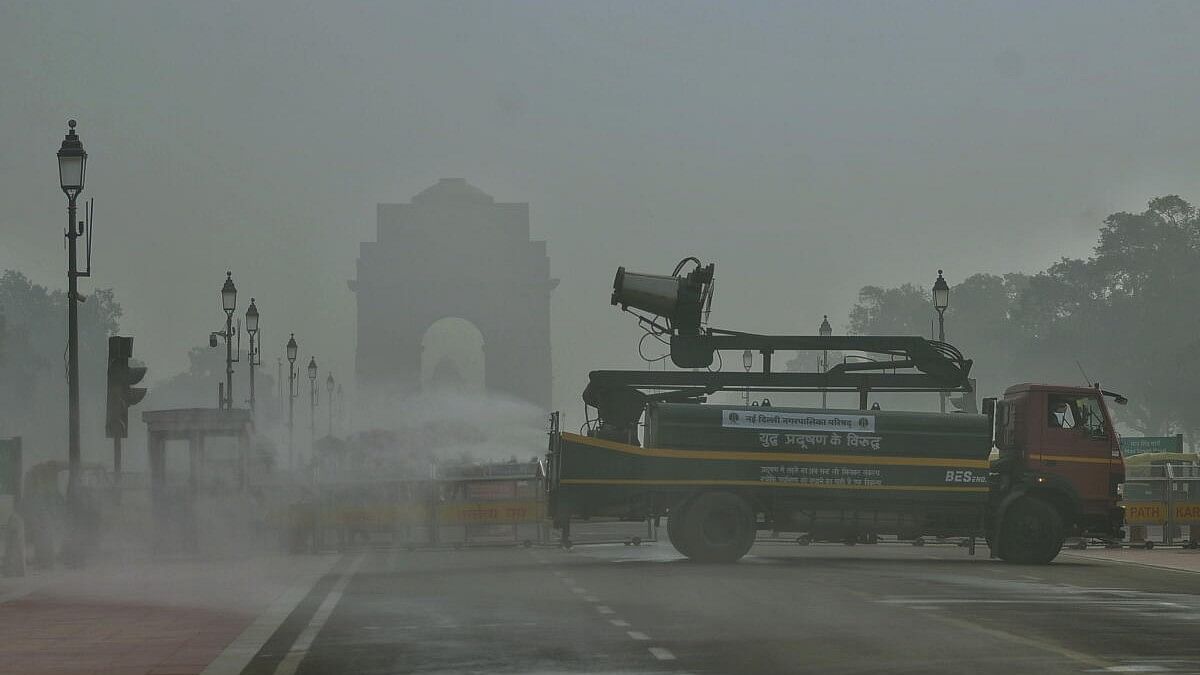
xmin=675 ymin=492 xmax=756 ymax=563
xmin=666 ymin=505 xmax=693 ymax=558
xmin=998 ymin=496 xmax=1064 ymax=565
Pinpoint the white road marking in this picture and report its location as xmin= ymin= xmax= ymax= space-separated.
xmin=570 ymin=587 xmax=587 ymax=594
xmin=596 ymin=605 xmax=615 ymax=615
xmin=584 ymin=595 xmax=600 ymax=602
xmin=627 ymin=631 xmax=651 ymax=641
xmin=649 ymin=647 xmax=677 ymax=661
xmin=553 ymin=570 xmax=566 ymax=577
xmin=882 ymin=598 xmax=1181 ymax=606
xmin=609 ymin=619 xmax=630 ymax=627
xmin=272 ymin=553 xmax=366 ymax=675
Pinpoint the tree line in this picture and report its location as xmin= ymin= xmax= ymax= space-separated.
xmin=0 ymin=271 xmax=120 ymax=463
xmin=0 ymin=272 xmax=280 ymax=467
xmin=846 ymin=196 xmax=1200 ymax=444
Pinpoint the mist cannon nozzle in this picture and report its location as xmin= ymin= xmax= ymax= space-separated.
xmin=610 ymin=261 xmax=715 ymax=335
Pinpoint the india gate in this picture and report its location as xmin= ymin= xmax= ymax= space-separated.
xmin=349 ymin=179 xmax=556 ymax=408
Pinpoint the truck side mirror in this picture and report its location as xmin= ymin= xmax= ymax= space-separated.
xmin=982 ymin=397 xmax=996 ymax=418
xmin=982 ymin=397 xmax=997 ymax=444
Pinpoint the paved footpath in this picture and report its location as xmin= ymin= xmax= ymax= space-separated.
xmin=0 ymin=554 xmax=337 ymax=675
xmin=1062 ymin=545 xmax=1200 ymax=574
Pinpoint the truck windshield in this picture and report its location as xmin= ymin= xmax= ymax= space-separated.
xmin=1048 ymin=394 xmax=1107 ymax=439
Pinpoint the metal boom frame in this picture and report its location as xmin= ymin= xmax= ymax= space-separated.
xmin=583 ymin=332 xmax=974 ymax=433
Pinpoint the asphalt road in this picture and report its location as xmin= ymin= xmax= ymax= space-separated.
xmin=239 ymin=538 xmax=1200 ymax=675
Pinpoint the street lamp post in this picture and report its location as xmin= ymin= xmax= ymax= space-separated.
xmin=210 ymin=272 xmax=240 ymax=409
xmin=933 ymin=269 xmax=950 ymax=413
xmin=819 ymin=315 xmax=832 ymax=409
xmin=844 ymin=354 xmax=879 ymax=410
xmin=57 ymin=120 xmax=87 ymax=555
xmin=336 ymin=384 xmax=344 ymax=433
xmin=277 ymin=357 xmax=283 ymax=419
xmin=326 ymin=372 xmax=335 ymax=437
xmin=245 ymin=298 xmax=260 ymax=414
xmin=742 ymin=349 xmax=753 ymax=406
xmin=286 ymin=335 xmax=298 ymax=472
xmin=307 ymin=357 xmax=317 ymax=446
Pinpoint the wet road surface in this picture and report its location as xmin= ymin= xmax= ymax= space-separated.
xmin=238 ymin=541 xmax=1200 ymax=674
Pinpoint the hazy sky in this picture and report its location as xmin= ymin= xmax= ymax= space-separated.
xmin=4 ymin=1 xmax=1200 ymax=418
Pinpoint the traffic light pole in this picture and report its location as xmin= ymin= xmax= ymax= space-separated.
xmin=106 ymin=336 xmax=147 ymax=504
xmin=112 ymin=437 xmax=122 ymax=504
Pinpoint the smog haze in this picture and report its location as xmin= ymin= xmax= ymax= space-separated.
xmin=4 ymin=2 xmax=1200 ymax=417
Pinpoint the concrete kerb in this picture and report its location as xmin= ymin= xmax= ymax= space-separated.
xmin=1061 ymin=548 xmax=1200 ymax=576
xmin=201 ymin=552 xmax=341 ymax=675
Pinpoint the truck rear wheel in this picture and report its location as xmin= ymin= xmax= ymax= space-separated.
xmin=998 ymin=496 xmax=1064 ymax=565
xmin=675 ymin=492 xmax=756 ymax=563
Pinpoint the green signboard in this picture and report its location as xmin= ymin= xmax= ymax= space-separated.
xmin=1120 ymin=435 xmax=1183 ymax=457
xmin=0 ymin=437 xmax=21 ymax=497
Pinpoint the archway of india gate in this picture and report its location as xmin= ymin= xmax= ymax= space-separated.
xmin=349 ymin=179 xmax=557 ymax=408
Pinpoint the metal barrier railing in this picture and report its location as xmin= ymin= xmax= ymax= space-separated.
xmin=289 ymin=461 xmax=553 ymax=551
xmin=1122 ymin=463 xmax=1200 ymax=546
xmin=559 ymin=518 xmax=658 ymax=546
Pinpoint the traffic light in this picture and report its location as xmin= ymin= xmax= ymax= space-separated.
xmin=949 ymin=378 xmax=978 ymax=414
xmin=106 ymin=336 xmax=147 ymax=439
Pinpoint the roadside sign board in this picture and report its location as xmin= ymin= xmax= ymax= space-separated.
xmin=1174 ymin=503 xmax=1200 ymax=525
xmin=1123 ymin=502 xmax=1167 ymax=525
xmin=438 ymin=500 xmax=546 ymax=525
xmin=466 ymin=481 xmax=517 ymax=501
xmin=1120 ymin=435 xmax=1183 ymax=457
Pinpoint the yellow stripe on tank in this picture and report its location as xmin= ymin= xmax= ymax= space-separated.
xmin=559 ymin=478 xmax=989 ymax=493
xmin=559 ymin=432 xmax=990 ymax=469
xmin=1038 ymin=454 xmax=1112 ymax=465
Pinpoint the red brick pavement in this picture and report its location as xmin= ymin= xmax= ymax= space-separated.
xmin=0 ymin=555 xmax=336 ymax=675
